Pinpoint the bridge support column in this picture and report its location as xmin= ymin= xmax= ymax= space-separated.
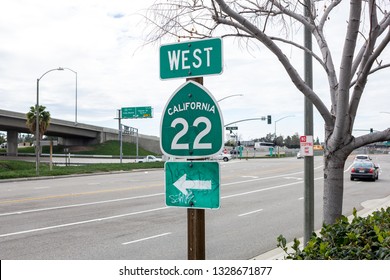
xmin=7 ymin=130 xmax=18 ymax=156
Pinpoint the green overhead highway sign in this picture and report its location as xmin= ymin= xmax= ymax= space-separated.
xmin=165 ymin=161 xmax=220 ymax=209
xmin=121 ymin=106 xmax=152 ymax=119
xmin=160 ymin=38 xmax=223 ymax=79
xmin=160 ymin=81 xmax=224 ymax=158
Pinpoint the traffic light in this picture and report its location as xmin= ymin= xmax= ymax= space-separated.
xmin=267 ymin=115 xmax=272 ymax=124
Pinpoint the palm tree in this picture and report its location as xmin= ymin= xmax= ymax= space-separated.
xmin=26 ymin=105 xmax=51 ymax=153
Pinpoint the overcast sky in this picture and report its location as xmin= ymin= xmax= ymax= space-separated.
xmin=1 ymin=0 xmax=389 ymax=143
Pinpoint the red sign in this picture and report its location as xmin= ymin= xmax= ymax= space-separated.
xmin=300 ymin=135 xmax=313 ymax=156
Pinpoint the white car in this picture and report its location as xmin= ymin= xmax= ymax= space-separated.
xmin=354 ymin=154 xmax=372 ymax=161
xmin=0 ymin=142 xmax=7 ymax=149
xmin=135 ymin=155 xmax=162 ymax=163
xmin=212 ymin=153 xmax=232 ymax=162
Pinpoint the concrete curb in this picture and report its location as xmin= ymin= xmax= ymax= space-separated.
xmin=252 ymin=195 xmax=390 ymax=260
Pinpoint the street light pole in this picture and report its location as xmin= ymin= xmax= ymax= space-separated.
xmin=274 ymin=115 xmax=295 ymax=157
xmin=224 ymin=117 xmax=267 ymax=127
xmin=60 ymin=67 xmax=78 ymax=125
xmin=274 ymin=115 xmax=295 ymax=137
xmin=217 ymin=94 xmax=243 ymax=102
xmin=35 ymin=67 xmax=64 ymax=176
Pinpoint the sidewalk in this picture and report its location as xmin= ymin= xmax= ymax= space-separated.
xmin=252 ymin=194 xmax=390 ymax=260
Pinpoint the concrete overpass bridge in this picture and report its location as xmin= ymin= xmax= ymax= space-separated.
xmin=0 ymin=109 xmax=160 ymax=156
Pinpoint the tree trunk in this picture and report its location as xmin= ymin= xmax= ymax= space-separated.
xmin=323 ymin=150 xmax=348 ymax=225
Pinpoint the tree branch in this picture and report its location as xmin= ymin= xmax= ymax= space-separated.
xmin=350 ymin=63 xmax=390 ymax=87
xmin=214 ymin=0 xmax=333 ymax=125
xmin=333 ymin=0 xmax=362 ymax=146
xmin=269 ymin=36 xmax=327 ymax=69
xmin=351 ymin=128 xmax=390 ymax=150
xmin=318 ymin=0 xmax=342 ymax=31
xmin=349 ymin=27 xmax=390 ymax=122
xmin=351 ymin=5 xmax=390 ymax=81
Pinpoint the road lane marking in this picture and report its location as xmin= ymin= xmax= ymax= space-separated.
xmin=222 ymin=181 xmax=302 ymax=199
xmin=122 ymin=232 xmax=172 ymax=245
xmin=238 ymin=209 xmax=263 ymax=217
xmin=0 ymin=171 xmax=327 ymax=238
xmin=34 ymin=186 xmax=50 ymax=190
xmin=1 ymin=173 xmax=324 ymax=216
xmin=221 ymin=176 xmax=323 ymax=199
xmin=221 ymin=170 xmax=307 ymax=187
xmin=0 ymin=193 xmax=164 ymax=217
xmin=283 ymin=177 xmax=302 ymax=180
xmin=0 ymin=206 xmax=169 ymax=238
xmin=0 ymin=184 xmax=162 ymax=205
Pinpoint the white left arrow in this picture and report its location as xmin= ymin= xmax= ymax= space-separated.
xmin=173 ymin=174 xmax=212 ymax=196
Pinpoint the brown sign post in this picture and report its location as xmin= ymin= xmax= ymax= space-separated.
xmin=186 ymin=76 xmax=206 ymax=260
xmin=160 ymin=38 xmax=223 ymax=260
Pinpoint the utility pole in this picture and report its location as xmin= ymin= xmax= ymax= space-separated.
xmin=117 ymin=109 xmax=123 ymax=164
xmin=304 ymin=0 xmax=315 ymax=245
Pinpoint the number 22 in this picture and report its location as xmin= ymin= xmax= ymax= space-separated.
xmin=171 ymin=117 xmax=212 ymax=150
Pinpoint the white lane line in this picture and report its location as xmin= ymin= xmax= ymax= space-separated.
xmin=345 ymin=163 xmax=354 ymax=172
xmin=221 ymin=171 xmax=304 ymax=187
xmin=34 ymin=186 xmax=50 ymax=190
xmin=122 ymin=232 xmax=172 ymax=245
xmin=222 ymin=176 xmax=323 ymax=200
xmin=238 ymin=209 xmax=263 ymax=217
xmin=0 ymin=207 xmax=168 ymax=238
xmin=221 ymin=166 xmax=323 ymax=187
xmin=0 ymin=193 xmax=164 ymax=217
xmin=222 ymin=181 xmax=301 ymax=199
xmin=283 ymin=177 xmax=302 ymax=180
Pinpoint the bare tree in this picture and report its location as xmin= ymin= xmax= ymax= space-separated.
xmin=144 ymin=0 xmax=390 ymax=225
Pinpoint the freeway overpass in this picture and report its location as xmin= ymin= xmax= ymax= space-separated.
xmin=0 ymin=109 xmax=160 ymax=155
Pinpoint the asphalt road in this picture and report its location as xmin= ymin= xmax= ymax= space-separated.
xmin=1 ymin=154 xmax=389 ymax=259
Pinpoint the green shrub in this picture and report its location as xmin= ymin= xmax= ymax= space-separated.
xmin=277 ymin=207 xmax=390 ymax=260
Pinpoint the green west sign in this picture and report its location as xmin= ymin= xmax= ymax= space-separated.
xmin=165 ymin=161 xmax=220 ymax=209
xmin=160 ymin=81 xmax=224 ymax=158
xmin=160 ymin=38 xmax=223 ymax=79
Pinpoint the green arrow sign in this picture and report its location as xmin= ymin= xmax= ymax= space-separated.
xmin=160 ymin=81 xmax=224 ymax=158
xmin=165 ymin=161 xmax=220 ymax=209
xmin=160 ymin=38 xmax=223 ymax=79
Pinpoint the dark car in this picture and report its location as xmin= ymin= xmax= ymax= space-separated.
xmin=350 ymin=161 xmax=379 ymax=181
